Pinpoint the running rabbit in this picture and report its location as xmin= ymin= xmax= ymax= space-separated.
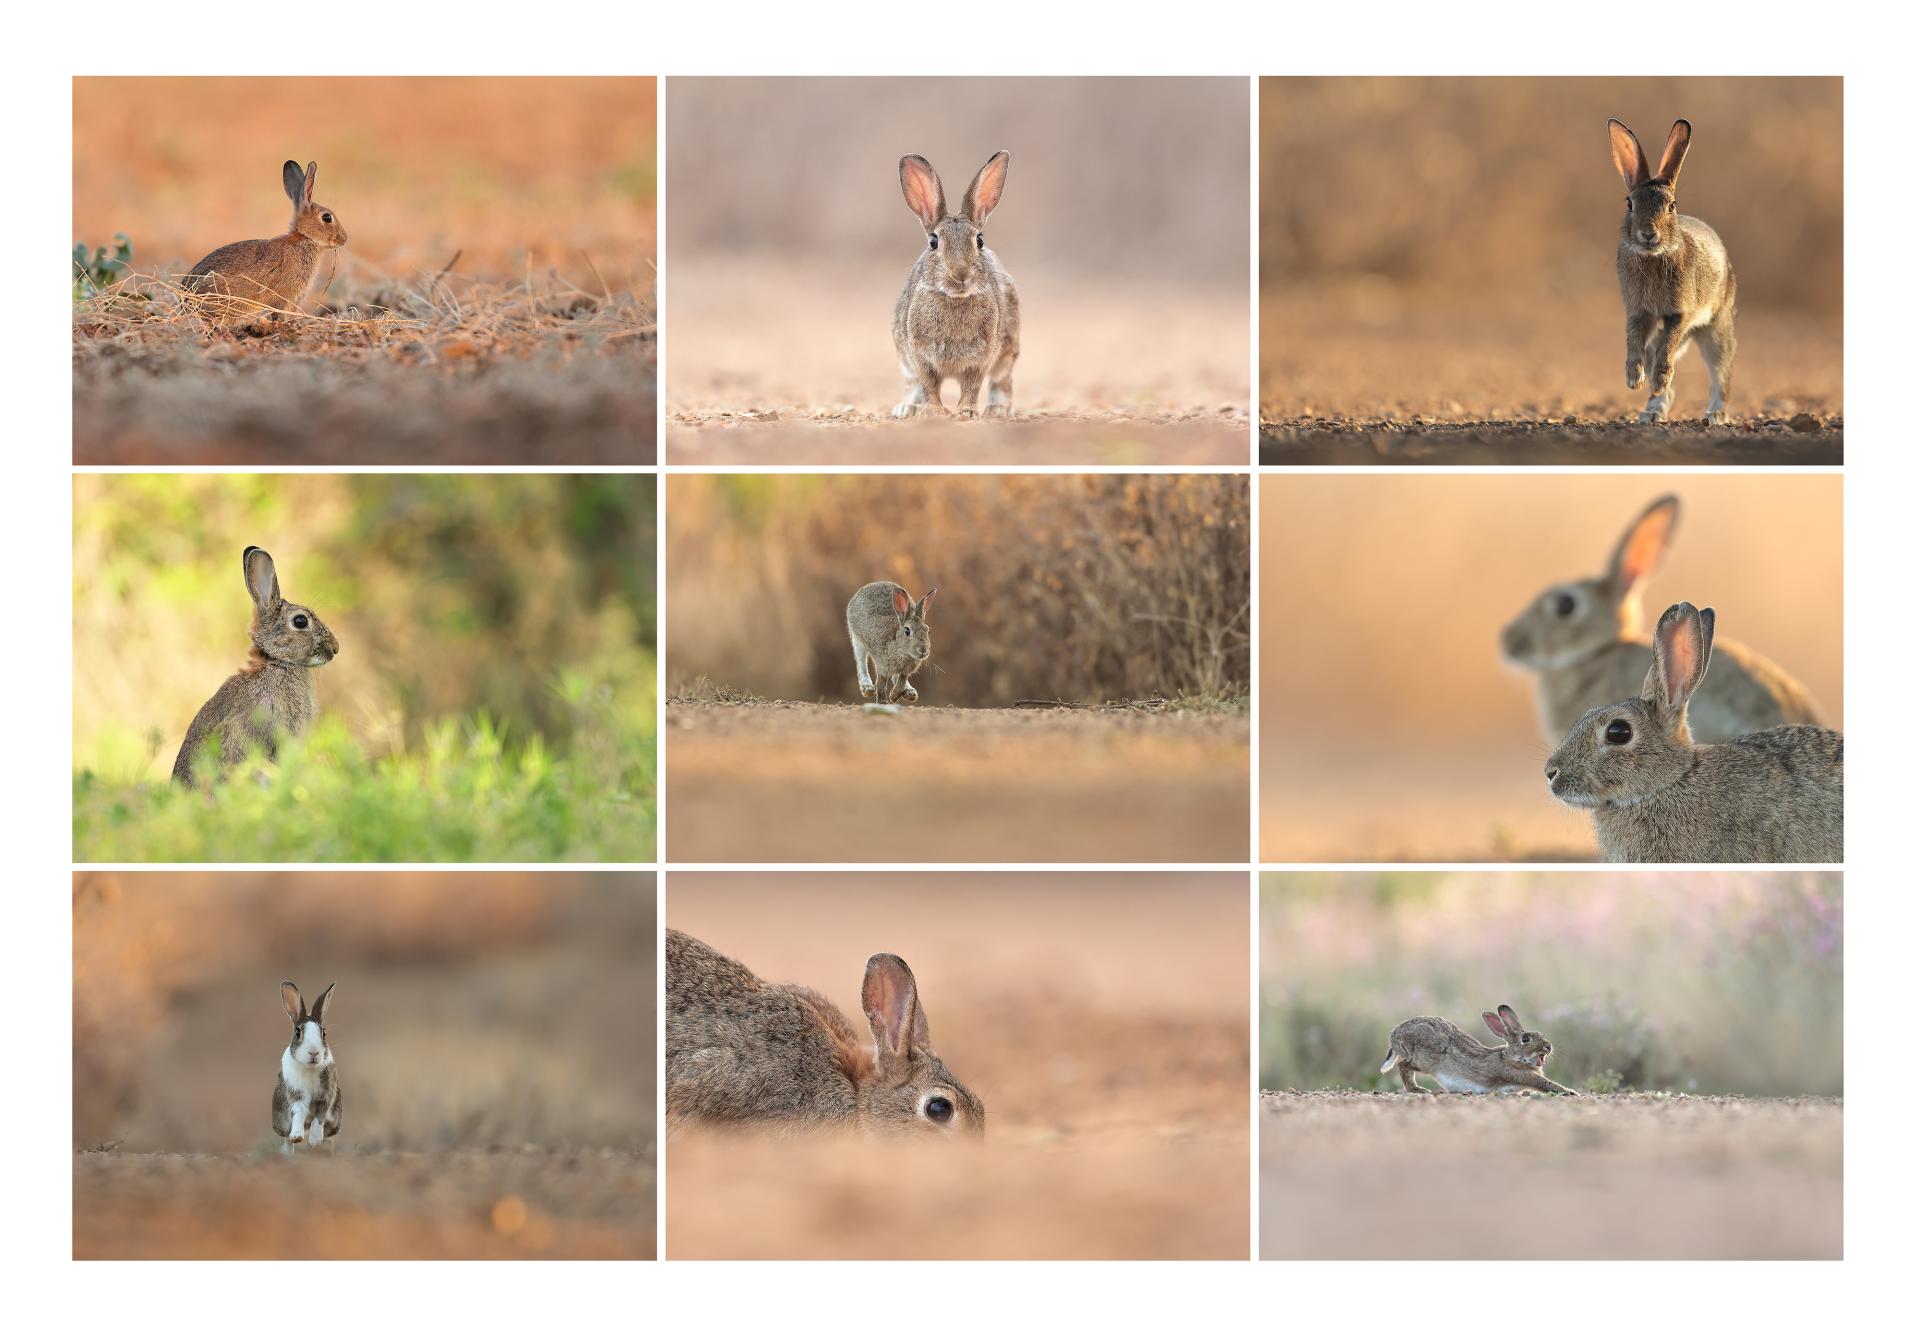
xmin=272 ymin=981 xmax=342 ymax=1154
xmin=892 ymin=151 xmax=1020 ymax=418
xmin=1381 ymin=1004 xmax=1577 ymax=1095
xmin=1501 ymin=494 xmax=1820 ymax=743
xmin=665 ymin=929 xmax=984 ymax=1135
xmin=846 ymin=580 xmax=935 ymax=704
xmin=1545 ymin=601 xmax=1843 ymax=862
xmin=171 ymin=546 xmax=340 ymax=786
xmin=1608 ymin=118 xmax=1736 ymax=424
xmin=184 ymin=159 xmax=347 ymax=321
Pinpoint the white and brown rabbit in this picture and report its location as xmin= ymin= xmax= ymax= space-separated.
xmin=1501 ymin=494 xmax=1820 ymax=743
xmin=184 ymin=159 xmax=348 ymax=321
xmin=1381 ymin=1004 xmax=1577 ymax=1095
xmin=1545 ymin=601 xmax=1843 ymax=863
xmin=171 ymin=546 xmax=340 ymax=786
xmin=892 ymin=151 xmax=1020 ymax=418
xmin=1608 ymin=118 xmax=1736 ymax=424
xmin=846 ymin=580 xmax=935 ymax=704
xmin=665 ymin=929 xmax=983 ymax=1136
xmin=272 ymin=981 xmax=342 ymax=1154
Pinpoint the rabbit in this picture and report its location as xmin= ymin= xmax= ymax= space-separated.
xmin=184 ymin=160 xmax=348 ymax=322
xmin=665 ymin=929 xmax=983 ymax=1136
xmin=1380 ymin=1004 xmax=1578 ymax=1095
xmin=171 ymin=546 xmax=340 ymax=787
xmin=846 ymin=580 xmax=935 ymax=704
xmin=892 ymin=151 xmax=1020 ymax=419
xmin=1545 ymin=601 xmax=1843 ymax=863
xmin=1501 ymin=494 xmax=1821 ymax=744
xmin=1607 ymin=118 xmax=1736 ymax=424
xmin=272 ymin=981 xmax=342 ymax=1154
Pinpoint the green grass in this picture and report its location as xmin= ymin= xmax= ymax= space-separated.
xmin=74 ymin=700 xmax=654 ymax=863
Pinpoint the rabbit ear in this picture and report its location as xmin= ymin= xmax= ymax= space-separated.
xmin=1607 ymin=119 xmax=1651 ymax=190
xmin=1496 ymin=1004 xmax=1523 ymax=1035
xmin=281 ymin=981 xmax=304 ymax=1023
xmin=282 ymin=160 xmax=306 ymax=206
xmin=310 ymin=982 xmax=335 ymax=1024
xmin=1482 ymin=1011 xmax=1508 ymax=1039
xmin=1606 ymin=495 xmax=1680 ymax=594
xmin=890 ymin=585 xmax=912 ymax=618
xmin=900 ymin=155 xmax=946 ymax=230
xmin=243 ymin=546 xmax=280 ymax=609
xmin=915 ymin=587 xmax=937 ymax=619
xmin=1646 ymin=602 xmax=1716 ymax=714
xmin=1655 ymin=120 xmax=1691 ymax=186
xmin=963 ymin=151 xmax=1010 ymax=226
xmin=862 ymin=953 xmax=929 ymax=1068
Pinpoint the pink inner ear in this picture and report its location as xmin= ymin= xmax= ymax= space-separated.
xmin=1483 ymin=1013 xmax=1508 ymax=1039
xmin=1659 ymin=619 xmax=1699 ymax=706
xmin=891 ymin=587 xmax=911 ymax=616
xmin=902 ymin=163 xmax=940 ymax=223
xmin=864 ymin=960 xmax=914 ymax=1054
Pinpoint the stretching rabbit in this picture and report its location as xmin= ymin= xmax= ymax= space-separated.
xmin=892 ymin=151 xmax=1020 ymax=418
xmin=171 ymin=546 xmax=340 ymax=786
xmin=273 ymin=981 xmax=342 ymax=1154
xmin=846 ymin=581 xmax=935 ymax=703
xmin=1608 ymin=118 xmax=1736 ymax=424
xmin=1545 ymin=601 xmax=1843 ymax=863
xmin=184 ymin=160 xmax=347 ymax=321
xmin=665 ymin=929 xmax=984 ymax=1135
xmin=1501 ymin=494 xmax=1820 ymax=743
xmin=1381 ymin=1004 xmax=1577 ymax=1095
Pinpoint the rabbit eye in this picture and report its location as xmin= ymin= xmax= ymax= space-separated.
xmin=929 ymin=234 xmax=938 ymax=250
xmin=923 ymin=1095 xmax=954 ymax=1124
xmin=292 ymin=614 xmax=309 ymax=629
xmin=976 ymin=233 xmax=985 ymax=250
xmin=1605 ymin=719 xmax=1633 ymax=745
xmin=321 ymin=212 xmax=333 ymax=224
xmin=1553 ymin=593 xmax=1576 ymax=617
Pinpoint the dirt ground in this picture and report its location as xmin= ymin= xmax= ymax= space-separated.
xmin=665 ymin=700 xmax=1250 ymax=861
xmin=1259 ymin=302 xmax=1842 ymax=465
xmin=666 ymin=875 xmax=1249 ymax=1259
xmin=666 ymin=263 xmax=1248 ymax=465
xmin=74 ymin=1149 xmax=654 ymax=1259
xmin=1259 ymin=1090 xmax=1842 ymax=1259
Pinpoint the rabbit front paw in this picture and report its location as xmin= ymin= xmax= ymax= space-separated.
xmin=891 ymin=401 xmax=924 ymax=418
xmin=1625 ymin=359 xmax=1645 ymax=390
xmin=899 ymin=682 xmax=918 ymax=702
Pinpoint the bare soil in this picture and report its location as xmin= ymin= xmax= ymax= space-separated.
xmin=1261 ymin=414 xmax=1841 ymax=466
xmin=1259 ymin=1090 xmax=1841 ymax=1259
xmin=665 ymin=700 xmax=1250 ymax=862
xmin=73 ymin=1148 xmax=655 ymax=1259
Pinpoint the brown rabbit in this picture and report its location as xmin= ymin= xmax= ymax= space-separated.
xmin=184 ymin=160 xmax=348 ymax=322
xmin=1381 ymin=1004 xmax=1578 ymax=1095
xmin=171 ymin=547 xmax=340 ymax=786
xmin=665 ymin=929 xmax=983 ymax=1135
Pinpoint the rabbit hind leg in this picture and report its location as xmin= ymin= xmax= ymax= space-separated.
xmin=984 ymin=345 xmax=1016 ymax=418
xmin=852 ymin=631 xmax=876 ymax=698
xmin=1698 ymin=305 xmax=1735 ymax=425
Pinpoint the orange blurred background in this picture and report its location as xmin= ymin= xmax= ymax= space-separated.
xmin=1260 ymin=473 xmax=1843 ymax=860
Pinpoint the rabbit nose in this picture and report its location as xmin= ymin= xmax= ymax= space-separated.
xmin=1544 ymin=765 xmax=1560 ymax=784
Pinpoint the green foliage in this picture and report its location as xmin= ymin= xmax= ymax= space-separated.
xmin=73 ymin=679 xmax=654 ymax=862
xmin=1583 ymin=1070 xmax=1625 ymax=1095
xmin=73 ymin=234 xmax=137 ymax=301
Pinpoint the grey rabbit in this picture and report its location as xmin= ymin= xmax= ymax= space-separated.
xmin=846 ymin=580 xmax=936 ymax=704
xmin=1545 ymin=601 xmax=1843 ymax=863
xmin=665 ymin=929 xmax=983 ymax=1135
xmin=272 ymin=981 xmax=342 ymax=1154
xmin=185 ymin=160 xmax=348 ymax=322
xmin=1381 ymin=1004 xmax=1578 ymax=1095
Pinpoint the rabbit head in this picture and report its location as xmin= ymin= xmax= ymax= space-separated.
xmin=1608 ymin=119 xmax=1691 ymax=256
xmin=1501 ymin=494 xmax=1679 ymax=669
xmin=244 ymin=546 xmax=339 ymax=669
xmin=856 ymin=951 xmax=984 ymax=1136
xmin=888 ymin=584 xmax=936 ymax=666
xmin=900 ymin=152 xmax=1009 ymax=299
xmin=280 ymin=981 xmax=335 ymax=1070
xmin=1483 ymin=1003 xmax=1553 ymax=1072
xmin=283 ymin=159 xmax=348 ymax=249
xmin=1546 ymin=601 xmax=1715 ymax=809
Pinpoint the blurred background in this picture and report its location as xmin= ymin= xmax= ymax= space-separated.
xmin=72 ymin=78 xmax=656 ymax=464
xmin=666 ymin=77 xmax=1248 ymax=433
xmin=1259 ymin=77 xmax=1843 ymax=420
xmin=667 ymin=872 xmax=1247 ymax=1259
xmin=73 ymin=870 xmax=654 ymax=1259
xmin=72 ymin=474 xmax=656 ymax=861
xmin=1260 ymin=871 xmax=1842 ymax=1096
xmin=1259 ymin=472 xmax=1842 ymax=860
xmin=667 ymin=474 xmax=1249 ymax=705
xmin=74 ymin=77 xmax=655 ymax=296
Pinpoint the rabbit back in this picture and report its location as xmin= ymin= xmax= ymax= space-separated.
xmin=665 ymin=929 xmax=862 ymax=1127
xmin=185 ymin=235 xmax=324 ymax=315
xmin=171 ymin=667 xmax=314 ymax=785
